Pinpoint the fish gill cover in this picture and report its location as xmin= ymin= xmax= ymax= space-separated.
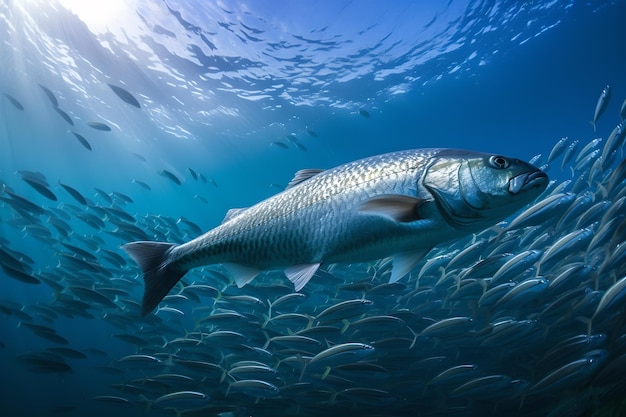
xmin=0 ymin=1 xmax=626 ymax=416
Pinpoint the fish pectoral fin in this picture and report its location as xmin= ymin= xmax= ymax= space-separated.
xmin=285 ymin=263 xmax=321 ymax=291
xmin=286 ymin=169 xmax=326 ymax=189
xmin=223 ymin=263 xmax=263 ymax=288
xmin=357 ymin=194 xmax=429 ymax=222
xmin=221 ymin=208 xmax=248 ymax=224
xmin=390 ymin=249 xmax=432 ymax=283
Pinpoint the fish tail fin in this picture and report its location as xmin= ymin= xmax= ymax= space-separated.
xmin=121 ymin=241 xmax=184 ymax=317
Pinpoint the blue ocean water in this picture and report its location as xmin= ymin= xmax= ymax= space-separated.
xmin=1 ymin=0 xmax=626 ymax=416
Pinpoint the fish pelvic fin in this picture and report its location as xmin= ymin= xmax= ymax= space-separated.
xmin=285 ymin=263 xmax=321 ymax=291
xmin=121 ymin=241 xmax=183 ymax=317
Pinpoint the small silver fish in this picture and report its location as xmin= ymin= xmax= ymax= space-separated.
xmin=560 ymin=140 xmax=579 ymax=171
xmin=592 ymin=276 xmax=626 ymax=321
xmin=3 ymin=93 xmax=24 ymax=110
xmin=92 ymin=396 xmax=131 ymax=405
xmin=530 ymin=350 xmax=607 ymax=393
xmin=227 ymin=379 xmax=280 ymax=398
xmin=154 ymin=391 xmax=207 ymax=405
xmin=308 ymin=342 xmax=375 ymax=369
xmin=601 ymin=123 xmax=625 ymax=167
xmin=450 ymin=374 xmax=511 ymax=398
xmin=53 ymin=106 xmax=73 ymax=126
xmin=547 ymin=137 xmax=569 ymax=163
xmin=270 ymin=141 xmax=288 ymax=149
xmin=158 ymin=169 xmax=181 ymax=185
xmin=38 ymin=84 xmax=58 ymax=106
xmin=591 ymin=85 xmax=611 ymax=132
xmin=87 ymin=121 xmax=111 ymax=131
xmin=108 ymin=83 xmax=141 ymax=108
xmin=59 ymin=183 xmax=87 ymax=205
xmin=71 ymin=132 xmax=92 ymax=151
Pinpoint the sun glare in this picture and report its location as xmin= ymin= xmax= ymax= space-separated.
xmin=57 ymin=0 xmax=134 ymax=34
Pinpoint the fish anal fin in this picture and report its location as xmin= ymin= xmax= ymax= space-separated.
xmin=223 ymin=263 xmax=262 ymax=288
xmin=390 ymin=249 xmax=432 ymax=283
xmin=285 ymin=263 xmax=321 ymax=291
xmin=120 ymin=241 xmax=183 ymax=317
xmin=358 ymin=194 xmax=428 ymax=222
xmin=287 ymin=169 xmax=325 ymax=189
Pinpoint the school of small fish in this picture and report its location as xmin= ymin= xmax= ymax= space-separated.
xmin=1 ymin=86 xmax=626 ymax=416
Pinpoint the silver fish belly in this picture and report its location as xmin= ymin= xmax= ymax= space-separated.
xmin=122 ymin=148 xmax=548 ymax=315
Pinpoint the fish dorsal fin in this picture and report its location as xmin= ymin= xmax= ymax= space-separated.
xmin=390 ymin=249 xmax=432 ymax=283
xmin=358 ymin=194 xmax=428 ymax=222
xmin=222 ymin=263 xmax=262 ymax=288
xmin=286 ymin=169 xmax=325 ymax=189
xmin=221 ymin=208 xmax=247 ymax=224
xmin=285 ymin=263 xmax=321 ymax=291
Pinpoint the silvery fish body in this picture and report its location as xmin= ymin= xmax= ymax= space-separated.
xmin=592 ymin=85 xmax=611 ymax=132
xmin=122 ymin=148 xmax=548 ymax=315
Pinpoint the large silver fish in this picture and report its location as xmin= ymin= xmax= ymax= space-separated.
xmin=122 ymin=148 xmax=548 ymax=316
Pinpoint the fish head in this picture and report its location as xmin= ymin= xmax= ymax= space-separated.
xmin=423 ymin=149 xmax=548 ymax=230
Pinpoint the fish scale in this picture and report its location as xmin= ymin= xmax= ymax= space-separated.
xmin=179 ymin=150 xmax=431 ymax=265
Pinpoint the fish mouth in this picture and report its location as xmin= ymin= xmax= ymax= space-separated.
xmin=508 ymin=170 xmax=548 ymax=195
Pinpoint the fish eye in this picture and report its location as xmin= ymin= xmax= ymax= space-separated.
xmin=489 ymin=155 xmax=510 ymax=169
